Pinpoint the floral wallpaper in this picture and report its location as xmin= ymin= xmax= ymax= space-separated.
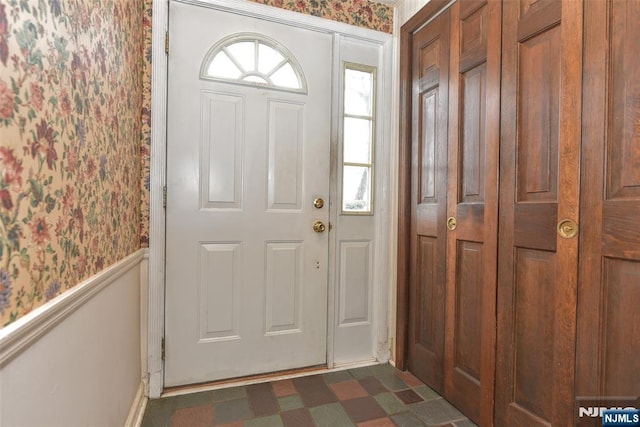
xmin=0 ymin=0 xmax=144 ymax=326
xmin=140 ymin=0 xmax=151 ymax=248
xmin=248 ymin=0 xmax=394 ymax=33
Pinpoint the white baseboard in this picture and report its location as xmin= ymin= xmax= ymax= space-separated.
xmin=125 ymin=382 xmax=148 ymax=427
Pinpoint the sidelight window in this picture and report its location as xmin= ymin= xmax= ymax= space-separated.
xmin=200 ymin=33 xmax=307 ymax=93
xmin=342 ymin=64 xmax=376 ymax=214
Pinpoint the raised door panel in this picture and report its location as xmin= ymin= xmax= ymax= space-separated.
xmin=600 ymin=259 xmax=640 ymax=396
xmin=338 ymin=241 xmax=372 ymax=326
xmin=513 ymin=249 xmax=556 ymax=422
xmin=577 ymin=1 xmax=640 ymax=425
xmin=199 ymin=243 xmax=242 ymax=341
xmin=516 ymin=27 xmax=559 ymax=203
xmin=201 ymin=92 xmax=244 ymax=210
xmin=606 ymin=0 xmax=640 ymax=201
xmin=497 ymin=0 xmax=582 ymax=425
xmin=264 ymin=242 xmax=302 ymax=335
xmin=444 ymin=0 xmax=500 ymax=424
xmin=420 ymin=90 xmax=439 ymax=203
xmin=267 ymin=101 xmax=304 ymax=211
xmin=408 ymin=9 xmax=450 ymax=392
xmin=453 ymin=241 xmax=482 ymax=380
xmin=416 ymin=237 xmax=437 ymax=347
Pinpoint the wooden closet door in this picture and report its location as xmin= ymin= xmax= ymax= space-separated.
xmin=577 ymin=0 xmax=640 ymax=424
xmin=408 ymin=8 xmax=450 ymax=392
xmin=443 ymin=0 xmax=500 ymax=424
xmin=496 ymin=0 xmax=583 ymax=425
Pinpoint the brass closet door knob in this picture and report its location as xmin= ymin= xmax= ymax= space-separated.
xmin=557 ymin=219 xmax=579 ymax=239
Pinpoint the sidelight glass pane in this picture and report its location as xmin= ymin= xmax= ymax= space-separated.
xmin=341 ymin=64 xmax=375 ymax=214
xmin=343 ymin=117 xmax=372 ymax=164
xmin=345 ymin=68 xmax=373 ymax=116
xmin=343 ymin=165 xmax=371 ymax=212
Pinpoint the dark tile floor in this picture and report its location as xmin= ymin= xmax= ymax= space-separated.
xmin=141 ymin=364 xmax=477 ymax=427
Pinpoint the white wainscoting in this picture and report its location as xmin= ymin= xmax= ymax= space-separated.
xmin=0 ymin=250 xmax=145 ymax=427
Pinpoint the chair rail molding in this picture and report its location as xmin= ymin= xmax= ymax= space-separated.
xmin=0 ymin=249 xmax=145 ymax=367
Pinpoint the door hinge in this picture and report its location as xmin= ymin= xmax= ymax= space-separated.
xmin=162 ymin=185 xmax=167 ymax=208
xmin=165 ymin=31 xmax=169 ymax=55
xmin=161 ymin=337 xmax=166 ymax=361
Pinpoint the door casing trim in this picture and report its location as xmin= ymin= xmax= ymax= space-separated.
xmin=149 ymin=0 xmax=393 ymax=398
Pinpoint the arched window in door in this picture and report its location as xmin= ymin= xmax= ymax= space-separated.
xmin=200 ymin=33 xmax=307 ymax=93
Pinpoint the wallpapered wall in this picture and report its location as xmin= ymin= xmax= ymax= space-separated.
xmin=0 ymin=0 xmax=144 ymax=326
xmin=249 ymin=0 xmax=393 ymax=33
xmin=140 ymin=0 xmax=152 ymax=248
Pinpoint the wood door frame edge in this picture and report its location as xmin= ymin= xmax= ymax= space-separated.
xmin=396 ymin=0 xmax=453 ymax=371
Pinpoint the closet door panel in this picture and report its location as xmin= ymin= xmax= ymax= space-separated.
xmin=599 ymin=260 xmax=640 ymax=394
xmin=444 ymin=0 xmax=500 ymax=424
xmin=408 ymin=9 xmax=450 ymax=392
xmin=577 ymin=1 xmax=640 ymax=424
xmin=497 ymin=0 xmax=582 ymax=425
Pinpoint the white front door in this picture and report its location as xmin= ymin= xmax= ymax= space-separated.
xmin=165 ymin=1 xmax=332 ymax=387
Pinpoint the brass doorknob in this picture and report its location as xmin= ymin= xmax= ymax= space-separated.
xmin=314 ymin=198 xmax=325 ymax=209
xmin=313 ymin=220 xmax=326 ymax=233
xmin=557 ymin=219 xmax=579 ymax=239
xmin=447 ymin=217 xmax=457 ymax=231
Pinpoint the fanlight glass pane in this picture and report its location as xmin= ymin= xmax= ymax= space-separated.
xmin=258 ymin=44 xmax=284 ymax=74
xmin=226 ymin=42 xmax=255 ymax=71
xmin=271 ymin=63 xmax=301 ymax=89
xmin=344 ymin=117 xmax=372 ymax=164
xmin=202 ymin=35 xmax=305 ymax=92
xmin=343 ymin=165 xmax=371 ymax=212
xmin=208 ymin=52 xmax=242 ymax=79
xmin=345 ymin=68 xmax=373 ymax=116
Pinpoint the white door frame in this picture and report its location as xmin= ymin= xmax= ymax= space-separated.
xmin=148 ymin=0 xmax=394 ymax=398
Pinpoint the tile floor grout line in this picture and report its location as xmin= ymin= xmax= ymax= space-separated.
xmin=142 ymin=363 xmax=477 ymax=427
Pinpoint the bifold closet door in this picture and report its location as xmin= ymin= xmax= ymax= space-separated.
xmin=577 ymin=0 xmax=640 ymax=422
xmin=443 ymin=0 xmax=500 ymax=424
xmin=407 ymin=8 xmax=450 ymax=392
xmin=496 ymin=0 xmax=583 ymax=425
